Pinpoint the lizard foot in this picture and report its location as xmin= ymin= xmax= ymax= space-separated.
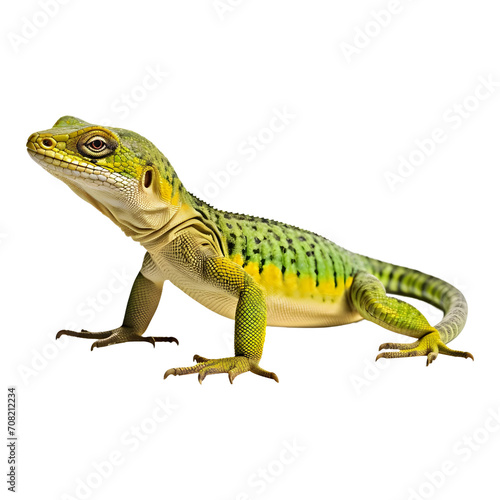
xmin=376 ymin=329 xmax=474 ymax=366
xmin=164 ymin=355 xmax=279 ymax=384
xmin=56 ymin=328 xmax=178 ymax=350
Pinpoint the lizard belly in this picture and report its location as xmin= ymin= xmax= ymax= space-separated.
xmin=165 ymin=263 xmax=361 ymax=327
xmin=266 ymin=292 xmax=362 ymax=327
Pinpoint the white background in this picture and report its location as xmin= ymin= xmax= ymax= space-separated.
xmin=2 ymin=1 xmax=500 ymax=499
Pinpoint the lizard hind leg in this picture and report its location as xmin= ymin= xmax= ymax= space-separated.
xmin=350 ymin=272 xmax=473 ymax=365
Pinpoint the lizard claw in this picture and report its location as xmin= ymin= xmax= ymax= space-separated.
xmin=164 ymin=355 xmax=279 ymax=384
xmin=90 ymin=333 xmax=165 ymax=350
xmin=193 ymin=354 xmax=209 ymax=363
xmin=153 ymin=336 xmax=179 ymax=345
xmin=376 ymin=330 xmax=474 ymax=365
xmin=56 ymin=329 xmax=109 ymax=340
xmin=55 ymin=327 xmax=178 ymax=349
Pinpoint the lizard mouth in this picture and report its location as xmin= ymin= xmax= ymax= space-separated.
xmin=26 ymin=139 xmax=127 ymax=190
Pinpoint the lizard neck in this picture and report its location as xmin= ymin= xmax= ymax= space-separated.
xmin=68 ymin=177 xmax=199 ymax=252
xmin=128 ymin=201 xmax=198 ymax=252
xmin=126 ymin=190 xmax=225 ymax=254
xmin=135 ymin=193 xmax=227 ymax=257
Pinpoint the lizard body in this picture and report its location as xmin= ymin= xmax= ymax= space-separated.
xmin=26 ymin=116 xmax=472 ymax=383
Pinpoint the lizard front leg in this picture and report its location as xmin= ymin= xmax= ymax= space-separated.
xmin=164 ymin=255 xmax=278 ymax=384
xmin=57 ymin=268 xmax=178 ymax=350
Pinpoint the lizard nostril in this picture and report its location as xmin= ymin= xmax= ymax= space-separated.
xmin=41 ymin=138 xmax=56 ymax=149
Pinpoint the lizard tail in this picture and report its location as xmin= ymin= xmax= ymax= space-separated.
xmin=359 ymin=256 xmax=468 ymax=344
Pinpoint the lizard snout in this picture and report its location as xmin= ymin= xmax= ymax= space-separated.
xmin=26 ymin=133 xmax=39 ymax=152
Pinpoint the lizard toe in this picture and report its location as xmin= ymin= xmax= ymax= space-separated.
xmin=164 ymin=355 xmax=276 ymax=384
xmin=376 ymin=330 xmax=474 ymax=365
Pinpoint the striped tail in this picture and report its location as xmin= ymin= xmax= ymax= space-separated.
xmin=360 ymin=256 xmax=468 ymax=344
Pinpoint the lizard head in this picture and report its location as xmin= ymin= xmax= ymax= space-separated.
xmin=26 ymin=116 xmax=185 ymax=237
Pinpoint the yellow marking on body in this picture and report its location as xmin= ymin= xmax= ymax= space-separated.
xmin=232 ymin=254 xmax=244 ymax=267
xmin=260 ymin=263 xmax=283 ymax=291
xmin=283 ymin=271 xmax=299 ymax=296
xmin=298 ymin=275 xmax=316 ymax=295
xmin=240 ymin=260 xmax=354 ymax=303
xmin=243 ymin=261 xmax=261 ymax=283
xmin=317 ymin=278 xmax=338 ymax=297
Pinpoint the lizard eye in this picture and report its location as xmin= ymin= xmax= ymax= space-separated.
xmin=77 ymin=132 xmax=117 ymax=159
xmin=87 ymin=138 xmax=106 ymax=152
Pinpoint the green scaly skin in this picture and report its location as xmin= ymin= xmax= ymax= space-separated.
xmin=26 ymin=116 xmax=473 ymax=384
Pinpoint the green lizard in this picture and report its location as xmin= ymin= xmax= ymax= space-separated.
xmin=26 ymin=116 xmax=473 ymax=383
